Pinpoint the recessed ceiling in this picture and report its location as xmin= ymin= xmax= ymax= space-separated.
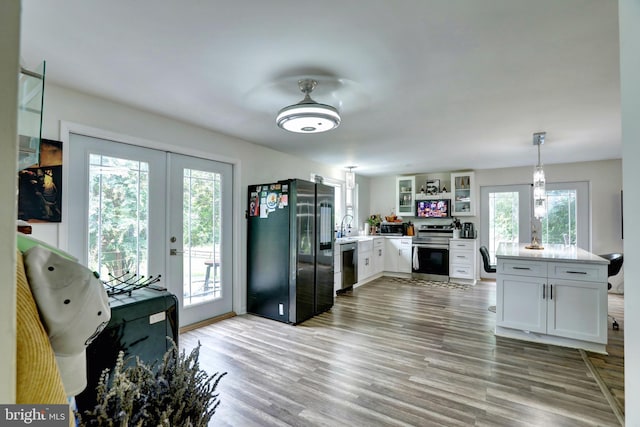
xmin=19 ymin=0 xmax=621 ymax=176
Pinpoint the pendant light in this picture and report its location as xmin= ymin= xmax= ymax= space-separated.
xmin=533 ymin=132 xmax=546 ymax=219
xmin=276 ymin=79 xmax=341 ymax=133
xmin=345 ymin=166 xmax=356 ymax=190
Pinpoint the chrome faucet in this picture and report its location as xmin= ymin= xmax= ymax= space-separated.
xmin=340 ymin=214 xmax=354 ymax=237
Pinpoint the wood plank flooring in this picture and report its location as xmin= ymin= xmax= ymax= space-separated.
xmin=586 ymin=293 xmax=624 ymax=418
xmin=180 ymin=277 xmax=623 ymax=426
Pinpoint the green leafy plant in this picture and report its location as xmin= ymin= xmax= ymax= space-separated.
xmin=78 ymin=340 xmax=226 ymax=427
xmin=366 ymin=214 xmax=382 ymax=227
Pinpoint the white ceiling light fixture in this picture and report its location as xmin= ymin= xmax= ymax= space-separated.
xmin=533 ymin=132 xmax=546 ymax=219
xmin=276 ymin=79 xmax=341 ymax=133
xmin=345 ymin=166 xmax=356 ymax=190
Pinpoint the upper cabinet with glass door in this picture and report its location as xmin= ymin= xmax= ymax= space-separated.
xmin=396 ymin=176 xmax=415 ymax=217
xmin=451 ymin=171 xmax=475 ymax=216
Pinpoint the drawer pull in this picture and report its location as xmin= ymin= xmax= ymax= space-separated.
xmin=513 ymin=266 xmax=531 ymax=270
xmin=565 ymin=270 xmax=587 ymax=275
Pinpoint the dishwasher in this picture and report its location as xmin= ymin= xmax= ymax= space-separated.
xmin=340 ymin=242 xmax=358 ymax=290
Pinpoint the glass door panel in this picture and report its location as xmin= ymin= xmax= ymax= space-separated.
xmin=487 ymin=191 xmax=519 ymax=264
xmin=541 ymin=189 xmax=577 ymax=246
xmin=181 ymin=168 xmax=222 ymax=306
xmin=88 ymin=154 xmax=150 ymax=279
xmin=67 ymin=134 xmax=166 ymax=278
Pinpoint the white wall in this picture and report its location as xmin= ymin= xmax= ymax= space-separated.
xmin=32 ymin=83 xmax=347 ymax=315
xmin=620 ymin=0 xmax=639 ymax=423
xmin=0 ymin=0 xmax=20 ymax=404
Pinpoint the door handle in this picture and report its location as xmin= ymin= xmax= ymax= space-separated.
xmin=170 ymin=248 xmax=185 ymax=256
xmin=542 ymin=283 xmax=546 ymax=299
xmin=550 ymin=284 xmax=553 ymax=300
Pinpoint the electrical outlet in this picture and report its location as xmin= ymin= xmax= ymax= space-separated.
xmin=278 ymin=303 xmax=284 ymax=316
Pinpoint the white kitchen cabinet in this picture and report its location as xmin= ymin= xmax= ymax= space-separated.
xmin=384 ymin=237 xmax=412 ymax=274
xmin=496 ymin=258 xmax=608 ymax=351
xmin=449 ymin=238 xmax=476 ymax=284
xmin=451 ymin=171 xmax=475 ymax=216
xmin=372 ymin=237 xmax=385 ymax=275
xmin=395 ymin=176 xmax=415 ymax=217
xmin=357 ymin=239 xmax=374 ymax=283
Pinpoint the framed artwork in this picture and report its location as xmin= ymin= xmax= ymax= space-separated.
xmin=426 ymin=179 xmax=440 ymax=195
xmin=18 ymin=139 xmax=63 ymax=223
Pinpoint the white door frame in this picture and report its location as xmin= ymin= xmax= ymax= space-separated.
xmin=60 ymin=121 xmax=243 ymax=316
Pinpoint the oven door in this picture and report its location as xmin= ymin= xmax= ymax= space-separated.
xmin=412 ymin=244 xmax=449 ymax=277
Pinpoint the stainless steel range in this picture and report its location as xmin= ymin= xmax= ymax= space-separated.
xmin=412 ymin=224 xmax=453 ymax=281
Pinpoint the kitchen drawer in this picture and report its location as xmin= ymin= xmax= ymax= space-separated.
xmin=450 ymin=240 xmax=475 ymax=250
xmin=449 ymin=250 xmax=473 ymax=265
xmin=358 ymin=239 xmax=373 ymax=253
xmin=548 ymin=262 xmax=607 ymax=283
xmin=450 ymin=264 xmax=473 ymax=279
xmin=498 ymin=259 xmax=546 ymax=277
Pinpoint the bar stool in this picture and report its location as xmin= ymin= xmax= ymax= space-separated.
xmin=598 ymin=253 xmax=623 ymax=330
xmin=479 ymin=246 xmax=496 ymax=273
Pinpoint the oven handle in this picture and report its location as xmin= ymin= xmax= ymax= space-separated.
xmin=412 ymin=244 xmax=450 ymax=250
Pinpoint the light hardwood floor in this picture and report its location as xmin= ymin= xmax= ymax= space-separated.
xmin=180 ymin=278 xmax=623 ymax=426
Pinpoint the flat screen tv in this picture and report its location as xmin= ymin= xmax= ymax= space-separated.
xmin=416 ymin=199 xmax=450 ymax=218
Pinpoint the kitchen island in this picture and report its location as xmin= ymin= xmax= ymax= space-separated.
xmin=495 ymin=243 xmax=610 ymax=354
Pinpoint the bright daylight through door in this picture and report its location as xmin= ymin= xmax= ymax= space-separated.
xmin=487 ymin=191 xmax=519 ymax=264
xmin=88 ymin=154 xmax=150 ymax=279
xmin=541 ymin=189 xmax=577 ymax=246
xmin=182 ymin=168 xmax=223 ymax=306
xmin=483 ymin=182 xmax=587 ymax=266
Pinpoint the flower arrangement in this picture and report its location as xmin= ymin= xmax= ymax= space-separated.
xmin=77 ymin=340 xmax=226 ymax=427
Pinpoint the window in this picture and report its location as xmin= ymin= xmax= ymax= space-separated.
xmin=311 ymin=174 xmax=357 ymax=233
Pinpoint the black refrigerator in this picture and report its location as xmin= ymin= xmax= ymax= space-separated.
xmin=247 ymin=179 xmax=334 ymax=324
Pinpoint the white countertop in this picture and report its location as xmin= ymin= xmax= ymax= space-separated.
xmin=496 ymin=242 xmax=609 ymax=264
xmin=335 ymin=235 xmax=406 ymax=244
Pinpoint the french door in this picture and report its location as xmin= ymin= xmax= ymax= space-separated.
xmin=67 ymin=133 xmax=233 ymax=326
xmin=167 ymin=153 xmax=232 ymax=325
xmin=480 ymin=181 xmax=590 ymax=278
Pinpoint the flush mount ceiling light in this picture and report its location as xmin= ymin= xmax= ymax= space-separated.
xmin=276 ymin=79 xmax=341 ymax=133
xmin=532 ymin=132 xmax=546 ymax=219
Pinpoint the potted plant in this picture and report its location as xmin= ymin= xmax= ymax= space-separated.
xmin=366 ymin=214 xmax=382 ymax=234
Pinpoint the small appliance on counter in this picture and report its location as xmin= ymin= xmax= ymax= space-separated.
xmin=380 ymin=222 xmax=405 ymax=235
xmin=461 ymin=222 xmax=476 ymax=238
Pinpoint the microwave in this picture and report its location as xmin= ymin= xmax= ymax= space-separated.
xmin=380 ymin=222 xmax=405 ymax=235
